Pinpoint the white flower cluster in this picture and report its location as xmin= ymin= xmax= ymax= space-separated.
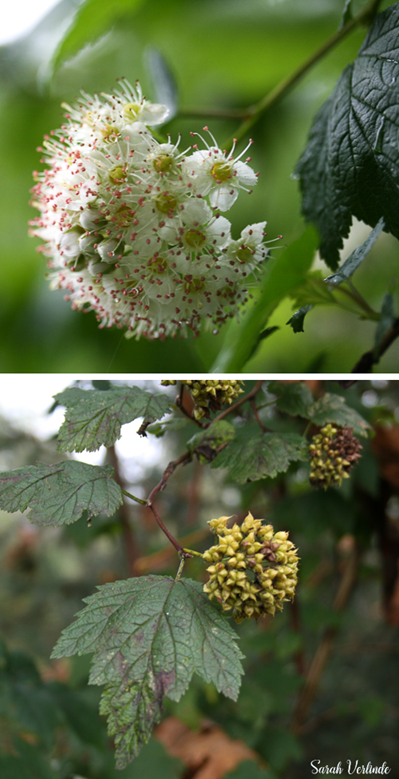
xmin=30 ymin=79 xmax=272 ymax=339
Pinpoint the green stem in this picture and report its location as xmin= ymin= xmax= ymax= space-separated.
xmin=222 ymin=0 xmax=383 ymax=148
xmin=121 ymin=488 xmax=148 ymax=506
xmin=332 ymin=284 xmax=379 ymax=320
xmin=345 ymin=280 xmax=379 ymax=318
xmin=303 ymin=421 xmax=313 ymax=438
xmin=175 ymin=555 xmax=186 ymax=581
xmin=183 ymin=547 xmax=204 ymax=559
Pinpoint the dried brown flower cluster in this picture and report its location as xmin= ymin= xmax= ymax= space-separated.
xmin=203 ymin=513 xmax=299 ymax=622
xmin=309 ymin=423 xmax=362 ymax=488
xmin=161 ymin=379 xmax=244 ymax=420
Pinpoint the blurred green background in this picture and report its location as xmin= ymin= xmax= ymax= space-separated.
xmin=0 ymin=0 xmax=398 ymax=372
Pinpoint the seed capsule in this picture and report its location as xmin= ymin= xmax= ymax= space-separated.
xmin=203 ymin=512 xmax=299 ymax=622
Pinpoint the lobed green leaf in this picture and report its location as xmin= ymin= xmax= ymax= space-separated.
xmin=268 ymin=381 xmax=314 ymax=418
xmin=287 ymin=305 xmax=313 ymax=333
xmin=307 ymin=393 xmax=370 ymax=436
xmin=52 ymin=575 xmax=244 ymax=769
xmin=211 ymin=426 xmax=308 ymax=483
xmin=187 ymin=420 xmax=236 ymax=457
xmin=0 ymin=461 xmax=122 ymax=526
xmin=56 ymin=386 xmax=172 ymax=452
xmin=296 ymin=4 xmax=399 ymax=268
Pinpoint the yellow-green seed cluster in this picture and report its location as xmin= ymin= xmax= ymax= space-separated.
xmin=309 ymin=423 xmax=362 ymax=489
xmin=203 ymin=513 xmax=299 ymax=623
xmin=162 ymin=379 xmax=243 ymax=420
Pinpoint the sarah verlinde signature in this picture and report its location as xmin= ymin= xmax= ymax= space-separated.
xmin=310 ymin=760 xmax=391 ymax=775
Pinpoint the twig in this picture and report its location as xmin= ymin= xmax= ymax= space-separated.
xmin=145 ymin=451 xmax=193 ymax=555
xmin=107 ymin=445 xmax=139 ymax=577
xmin=222 ymin=0 xmax=384 ymax=148
xmin=351 ymin=317 xmax=399 ymax=373
xmin=209 ymin=379 xmax=264 ymax=425
xmin=134 ymin=528 xmax=209 ymax=574
xmin=250 ymin=397 xmax=270 ymax=433
xmin=291 ymin=540 xmax=360 ymax=732
xmin=134 ymin=381 xmax=264 ymax=556
xmin=147 ymin=451 xmax=192 ymax=504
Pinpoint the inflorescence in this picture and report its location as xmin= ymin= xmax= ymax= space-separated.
xmin=162 ymin=379 xmax=244 ymax=420
xmin=309 ymin=424 xmax=362 ymax=489
xmin=203 ymin=513 xmax=299 ymax=622
xmin=30 ymin=79 xmax=274 ymax=340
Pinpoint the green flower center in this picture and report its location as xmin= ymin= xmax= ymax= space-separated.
xmin=155 ymin=192 xmax=178 ymax=214
xmin=107 ymin=205 xmax=133 ymax=228
xmin=236 ymin=246 xmax=253 ymax=263
xmin=123 ymin=103 xmax=141 ymax=120
xmin=101 ymin=125 xmax=119 ymax=142
xmin=185 ymin=228 xmax=206 ymax=249
xmin=147 ymin=255 xmax=168 ymax=274
xmin=211 ymin=161 xmax=232 ymax=183
xmin=153 ymin=154 xmax=173 ymax=173
xmin=109 ymin=166 xmax=127 ymax=184
xmin=184 ymin=277 xmax=206 ymax=294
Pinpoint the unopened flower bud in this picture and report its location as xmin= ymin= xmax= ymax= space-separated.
xmin=203 ymin=512 xmax=299 ymax=622
xmin=308 ymin=424 xmax=362 ymax=489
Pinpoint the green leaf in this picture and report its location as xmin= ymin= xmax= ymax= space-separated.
xmin=374 ymin=292 xmax=395 ymax=356
xmin=145 ymin=48 xmax=178 ymax=120
xmin=290 ymin=272 xmax=337 ymax=307
xmin=187 ymin=420 xmax=236 ymax=459
xmin=338 ymin=0 xmax=353 ymax=31
xmin=146 ymin=417 xmax=188 ymax=438
xmin=307 ymin=393 xmax=370 ymax=436
xmin=56 ymin=386 xmax=172 ymax=452
xmin=52 ymin=575 xmax=244 ymax=769
xmin=52 ymin=0 xmax=148 ymax=71
xmin=268 ymin=381 xmax=314 ymax=418
xmin=287 ymin=305 xmax=313 ymax=333
xmin=296 ymin=3 xmax=399 ymax=268
xmin=211 ymin=427 xmax=308 ymax=483
xmin=0 ymin=461 xmax=122 ymax=526
xmin=211 ymin=227 xmax=318 ymax=372
xmin=325 ymin=218 xmax=385 ymax=286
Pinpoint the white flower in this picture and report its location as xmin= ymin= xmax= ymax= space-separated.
xmin=159 ymin=208 xmax=231 ymax=263
xmin=222 ymin=222 xmax=269 ymax=270
xmin=183 ymin=129 xmax=258 ymax=210
xmin=30 ymin=81 xmax=273 ymax=340
xmin=61 ymin=81 xmax=169 ymax=148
